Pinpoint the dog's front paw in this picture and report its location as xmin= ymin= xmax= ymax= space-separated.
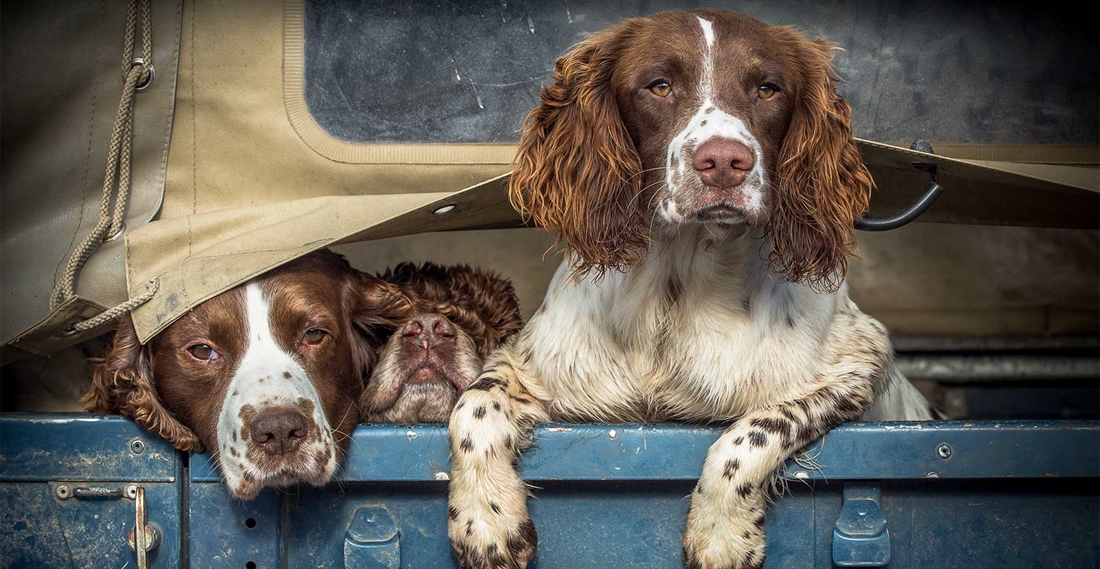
xmin=683 ymin=497 xmax=766 ymax=569
xmin=448 ymin=499 xmax=536 ymax=569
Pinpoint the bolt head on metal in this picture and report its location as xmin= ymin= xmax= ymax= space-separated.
xmin=936 ymin=443 xmax=953 ymax=460
xmin=130 ymin=438 xmax=146 ymax=455
xmin=432 ymin=204 xmax=457 ymax=215
xmin=55 ymin=485 xmax=72 ymax=500
xmin=909 ymin=139 xmax=935 ymax=154
xmin=608 ymin=429 xmax=617 ymax=440
xmin=128 ymin=524 xmax=161 ymax=552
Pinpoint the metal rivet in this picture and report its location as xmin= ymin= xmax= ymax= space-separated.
xmin=608 ymin=429 xmax=617 ymax=440
xmin=55 ymin=485 xmax=72 ymax=500
xmin=130 ymin=438 xmax=146 ymax=455
xmin=104 ymin=222 xmax=126 ymax=242
xmin=58 ymin=322 xmax=81 ymax=337
xmin=936 ymin=443 xmax=953 ymax=460
xmin=432 ymin=204 xmax=457 ymax=215
xmin=131 ymin=58 xmax=155 ymax=91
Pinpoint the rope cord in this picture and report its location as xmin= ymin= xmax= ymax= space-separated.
xmin=50 ymin=0 xmax=158 ymax=333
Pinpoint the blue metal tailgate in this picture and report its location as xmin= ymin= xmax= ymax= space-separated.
xmin=2 ymin=415 xmax=1097 ymax=567
xmin=186 ymin=421 xmax=1100 ymax=569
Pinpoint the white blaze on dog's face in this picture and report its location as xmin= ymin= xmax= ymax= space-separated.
xmin=147 ymin=253 xmax=380 ymax=499
xmin=360 ymin=312 xmax=482 ymax=424
xmin=213 ymin=283 xmax=338 ymax=498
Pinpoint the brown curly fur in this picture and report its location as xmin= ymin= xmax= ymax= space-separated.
xmin=510 ymin=26 xmax=648 ymax=279
xmin=84 ymin=315 xmax=204 ymax=452
xmin=767 ymin=33 xmax=874 ymax=292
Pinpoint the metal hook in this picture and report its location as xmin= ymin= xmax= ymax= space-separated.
xmin=855 ymin=141 xmax=945 ymax=232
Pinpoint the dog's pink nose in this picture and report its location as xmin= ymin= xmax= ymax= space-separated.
xmin=402 ymin=313 xmax=456 ymax=351
xmin=693 ymin=138 xmax=754 ymax=189
xmin=250 ymin=408 xmax=309 ymax=456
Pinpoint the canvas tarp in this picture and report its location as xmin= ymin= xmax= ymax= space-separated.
xmin=2 ymin=0 xmax=1098 ymax=361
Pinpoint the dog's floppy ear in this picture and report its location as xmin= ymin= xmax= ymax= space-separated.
xmin=768 ymin=33 xmax=874 ymax=292
xmin=84 ymin=315 xmax=203 ymax=452
xmin=435 ymin=264 xmax=524 ymax=358
xmin=511 ymin=23 xmax=648 ymax=278
xmin=346 ymin=271 xmax=414 ymax=379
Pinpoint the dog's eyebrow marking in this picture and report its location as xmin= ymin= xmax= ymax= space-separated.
xmin=697 ymin=17 xmax=715 ymax=49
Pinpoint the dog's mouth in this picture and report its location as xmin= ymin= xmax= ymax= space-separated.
xmin=693 ymin=203 xmax=746 ymax=223
xmin=223 ymin=437 xmax=338 ymax=499
xmin=403 ymin=353 xmax=467 ymax=393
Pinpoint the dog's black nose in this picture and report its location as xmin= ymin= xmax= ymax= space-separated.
xmin=250 ymin=408 xmax=309 ymax=455
xmin=402 ymin=313 xmax=456 ymax=351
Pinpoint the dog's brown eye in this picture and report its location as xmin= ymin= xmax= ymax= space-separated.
xmin=649 ymin=81 xmax=672 ymax=97
xmin=187 ymin=344 xmax=217 ymax=361
xmin=757 ymin=84 xmax=777 ymax=100
xmin=303 ymin=328 xmax=328 ymax=346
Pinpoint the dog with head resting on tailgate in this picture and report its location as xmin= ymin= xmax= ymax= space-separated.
xmin=360 ymin=262 xmax=523 ymax=424
xmin=86 ymin=250 xmax=412 ymax=499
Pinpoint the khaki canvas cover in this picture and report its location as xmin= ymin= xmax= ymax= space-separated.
xmin=3 ymin=0 xmax=1098 ymax=361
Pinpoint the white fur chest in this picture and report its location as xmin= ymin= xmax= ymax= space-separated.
xmin=522 ymin=230 xmax=839 ymax=423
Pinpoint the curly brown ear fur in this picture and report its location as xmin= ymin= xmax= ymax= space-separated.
xmin=383 ymin=262 xmax=523 ymax=358
xmin=768 ymin=34 xmax=874 ymax=292
xmin=84 ymin=315 xmax=203 ymax=452
xmin=511 ymin=25 xmax=647 ymax=278
xmin=350 ymin=273 xmax=416 ymax=373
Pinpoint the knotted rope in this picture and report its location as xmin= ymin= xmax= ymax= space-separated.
xmin=51 ymin=0 xmax=159 ymax=334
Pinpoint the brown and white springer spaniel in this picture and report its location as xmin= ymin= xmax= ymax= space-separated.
xmin=360 ymin=263 xmax=523 ymax=423
xmin=447 ymin=9 xmax=934 ymax=569
xmin=86 ymin=250 xmax=411 ymax=499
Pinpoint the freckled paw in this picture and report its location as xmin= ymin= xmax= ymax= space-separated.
xmin=448 ymin=511 xmax=537 ymax=569
xmin=683 ymin=522 xmax=765 ymax=569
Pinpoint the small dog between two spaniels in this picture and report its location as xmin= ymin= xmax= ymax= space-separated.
xmin=445 ymin=8 xmax=936 ymax=569
xmin=87 ymin=250 xmax=522 ymax=499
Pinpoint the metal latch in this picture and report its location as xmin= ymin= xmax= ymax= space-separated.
xmin=832 ymin=482 xmax=891 ymax=567
xmin=344 ymin=505 xmax=401 ymax=569
xmin=54 ymin=483 xmax=160 ymax=569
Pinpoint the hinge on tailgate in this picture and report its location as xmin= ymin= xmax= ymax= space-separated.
xmin=832 ymin=482 xmax=891 ymax=568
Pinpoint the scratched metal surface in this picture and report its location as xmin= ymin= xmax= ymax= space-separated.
xmin=191 ymin=421 xmax=1100 ymax=482
xmin=186 ymin=421 xmax=1099 ymax=568
xmin=0 ymin=414 xmax=182 ymax=568
xmin=302 ymin=0 xmax=1099 ymax=145
xmin=2 ymin=415 xmax=1097 ymax=567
